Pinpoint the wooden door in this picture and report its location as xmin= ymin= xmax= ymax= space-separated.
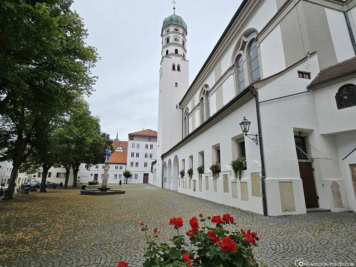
xmin=351 ymin=164 xmax=356 ymax=197
xmin=94 ymin=174 xmax=98 ymax=182
xmin=143 ymin=174 xmax=149 ymax=184
xmin=299 ymin=162 xmax=319 ymax=208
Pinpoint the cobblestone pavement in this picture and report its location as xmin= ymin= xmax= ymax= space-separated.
xmin=1 ymin=185 xmax=356 ymax=267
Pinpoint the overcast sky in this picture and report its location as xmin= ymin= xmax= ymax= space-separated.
xmin=72 ymin=0 xmax=242 ymax=141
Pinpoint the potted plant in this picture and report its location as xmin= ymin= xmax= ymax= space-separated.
xmin=210 ymin=162 xmax=221 ymax=179
xmin=123 ymin=169 xmax=132 ymax=184
xmin=187 ymin=168 xmax=193 ymax=179
xmin=197 ymin=165 xmax=204 ymax=178
xmin=180 ymin=170 xmax=185 ymax=179
xmin=231 ymin=157 xmax=246 ymax=179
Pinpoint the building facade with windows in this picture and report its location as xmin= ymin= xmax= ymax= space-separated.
xmin=127 ymin=129 xmax=157 ymax=184
xmin=154 ymin=0 xmax=356 ymax=216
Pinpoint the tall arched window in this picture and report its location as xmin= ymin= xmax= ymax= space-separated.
xmin=166 ymin=37 xmax=170 ymax=44
xmin=177 ymin=65 xmax=181 ymax=71
xmin=175 ymin=49 xmax=178 ymax=54
xmin=248 ymin=39 xmax=261 ymax=82
xmin=172 ymin=64 xmax=176 ymax=71
xmin=204 ymin=90 xmax=210 ymax=119
xmin=200 ymin=97 xmax=205 ymax=124
xmin=184 ymin=109 xmax=189 ymax=137
xmin=235 ymin=55 xmax=245 ymax=92
xmin=166 ymin=50 xmax=169 ymax=55
xmin=336 ymin=84 xmax=356 ymax=109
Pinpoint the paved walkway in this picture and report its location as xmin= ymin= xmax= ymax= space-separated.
xmin=0 ymin=185 xmax=355 ymax=267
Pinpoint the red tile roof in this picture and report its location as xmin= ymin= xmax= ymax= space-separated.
xmin=109 ymin=151 xmax=127 ymax=164
xmin=112 ymin=141 xmax=128 ymax=151
xmin=308 ymin=56 xmax=356 ymax=89
xmin=128 ymin=129 xmax=157 ymax=137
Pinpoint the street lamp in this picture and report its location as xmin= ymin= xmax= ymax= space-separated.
xmin=239 ymin=117 xmax=258 ymax=145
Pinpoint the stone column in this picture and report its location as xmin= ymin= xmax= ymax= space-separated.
xmin=102 ymin=161 xmax=109 ymax=189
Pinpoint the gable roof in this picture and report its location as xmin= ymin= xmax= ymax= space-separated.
xmin=128 ymin=129 xmax=157 ymax=137
xmin=308 ymin=56 xmax=356 ymax=89
xmin=109 ymin=151 xmax=127 ymax=165
xmin=112 ymin=140 xmax=128 ymax=151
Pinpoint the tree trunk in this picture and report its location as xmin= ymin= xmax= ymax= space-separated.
xmin=64 ymin=166 xmax=71 ymax=189
xmin=4 ymin=161 xmax=21 ymax=200
xmin=40 ymin=165 xmax=50 ymax=192
xmin=72 ymin=163 xmax=80 ymax=188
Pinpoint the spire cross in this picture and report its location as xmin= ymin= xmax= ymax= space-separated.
xmin=172 ymin=0 xmax=176 ymax=14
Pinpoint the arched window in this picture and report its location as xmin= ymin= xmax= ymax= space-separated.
xmin=166 ymin=50 xmax=169 ymax=55
xmin=175 ymin=49 xmax=178 ymax=54
xmin=172 ymin=64 xmax=176 ymax=71
xmin=200 ymin=97 xmax=205 ymax=124
xmin=336 ymin=84 xmax=356 ymax=109
xmin=177 ymin=65 xmax=181 ymax=71
xmin=184 ymin=109 xmax=189 ymax=137
xmin=248 ymin=39 xmax=261 ymax=82
xmin=175 ymin=82 xmax=178 ymax=87
xmin=166 ymin=37 xmax=170 ymax=44
xmin=204 ymin=89 xmax=210 ymax=119
xmin=235 ymin=55 xmax=245 ymax=92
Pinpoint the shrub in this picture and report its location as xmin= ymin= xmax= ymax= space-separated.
xmin=231 ymin=157 xmax=246 ymax=179
xmin=88 ymin=181 xmax=98 ymax=185
xmin=187 ymin=168 xmax=193 ymax=179
xmin=209 ymin=162 xmax=221 ymax=179
xmin=139 ymin=213 xmax=259 ymax=267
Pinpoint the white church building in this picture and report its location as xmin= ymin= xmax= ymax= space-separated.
xmin=153 ymin=0 xmax=356 ymax=216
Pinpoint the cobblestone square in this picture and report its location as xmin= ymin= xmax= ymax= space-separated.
xmin=1 ymin=185 xmax=356 ymax=267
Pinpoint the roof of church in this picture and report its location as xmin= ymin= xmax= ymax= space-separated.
xmin=109 ymin=151 xmax=127 ymax=164
xmin=128 ymin=129 xmax=157 ymax=137
xmin=162 ymin=14 xmax=187 ymax=33
xmin=308 ymin=56 xmax=356 ymax=89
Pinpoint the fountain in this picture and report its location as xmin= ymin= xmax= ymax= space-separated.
xmin=81 ymin=150 xmax=125 ymax=196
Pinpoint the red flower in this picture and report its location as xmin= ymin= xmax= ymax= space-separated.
xmin=220 ymin=236 xmax=237 ymax=252
xmin=222 ymin=214 xmax=234 ymax=224
xmin=252 ymin=258 xmax=256 ymax=263
xmin=241 ymin=229 xmax=259 ymax=246
xmin=186 ymin=230 xmax=195 ymax=239
xmin=189 ymin=217 xmax=199 ymax=231
xmin=207 ymin=231 xmax=219 ymax=244
xmin=183 ymin=254 xmax=192 ymax=266
xmin=237 ymin=157 xmax=241 ymax=161
xmin=211 ymin=215 xmax=225 ymax=225
xmin=199 ymin=213 xmax=203 ymax=217
xmin=153 ymin=227 xmax=158 ymax=233
xmin=169 ymin=217 xmax=183 ymax=229
xmin=140 ymin=222 xmax=144 ymax=225
xmin=117 ymin=262 xmax=128 ymax=267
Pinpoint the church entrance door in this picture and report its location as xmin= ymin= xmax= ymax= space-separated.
xmin=299 ymin=162 xmax=319 ymax=208
xmin=143 ymin=174 xmax=149 ymax=184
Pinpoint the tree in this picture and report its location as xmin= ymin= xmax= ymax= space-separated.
xmin=0 ymin=0 xmax=98 ymax=199
xmin=123 ymin=170 xmax=132 ymax=184
xmin=56 ymin=99 xmax=112 ymax=188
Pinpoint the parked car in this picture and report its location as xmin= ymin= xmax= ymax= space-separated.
xmin=23 ymin=181 xmax=41 ymax=191
xmin=47 ymin=182 xmax=58 ymax=189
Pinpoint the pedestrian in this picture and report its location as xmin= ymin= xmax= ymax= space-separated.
xmin=119 ymin=180 xmax=122 ymax=187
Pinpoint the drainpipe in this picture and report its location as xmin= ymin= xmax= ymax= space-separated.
xmin=344 ymin=11 xmax=356 ymax=55
xmin=161 ymin=156 xmax=164 ymax=189
xmin=250 ymin=87 xmax=268 ymax=216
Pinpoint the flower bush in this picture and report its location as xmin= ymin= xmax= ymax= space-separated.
xmin=180 ymin=170 xmax=185 ymax=179
xmin=137 ymin=213 xmax=259 ymax=267
xmin=209 ymin=162 xmax=221 ymax=179
xmin=187 ymin=168 xmax=193 ymax=179
xmin=231 ymin=157 xmax=246 ymax=179
xmin=197 ymin=165 xmax=204 ymax=178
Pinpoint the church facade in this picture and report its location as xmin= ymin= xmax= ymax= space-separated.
xmin=153 ymin=0 xmax=356 ymax=216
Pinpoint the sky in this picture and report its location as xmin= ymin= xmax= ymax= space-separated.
xmin=72 ymin=0 xmax=242 ymax=141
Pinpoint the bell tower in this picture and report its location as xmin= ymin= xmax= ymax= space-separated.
xmin=156 ymin=9 xmax=189 ymax=188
